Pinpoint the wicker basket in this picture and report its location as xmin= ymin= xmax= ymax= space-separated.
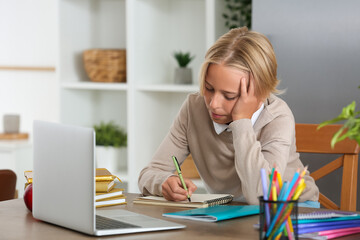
xmin=83 ymin=49 xmax=126 ymax=83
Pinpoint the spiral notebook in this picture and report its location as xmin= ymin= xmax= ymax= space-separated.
xmin=133 ymin=194 xmax=233 ymax=208
xmin=298 ymin=211 xmax=359 ymax=221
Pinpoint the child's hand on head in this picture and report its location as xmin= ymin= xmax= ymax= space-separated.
xmin=231 ymin=76 xmax=263 ymax=121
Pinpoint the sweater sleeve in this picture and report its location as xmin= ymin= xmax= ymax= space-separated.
xmin=138 ymin=96 xmax=191 ymax=196
xmin=228 ymin=114 xmax=295 ymax=204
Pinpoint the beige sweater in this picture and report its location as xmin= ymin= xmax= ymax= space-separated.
xmin=138 ymin=93 xmax=319 ymax=204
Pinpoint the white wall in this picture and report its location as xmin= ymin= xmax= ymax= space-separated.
xmin=253 ymin=0 xmax=360 ymax=210
xmin=0 ymin=0 xmax=58 ymax=135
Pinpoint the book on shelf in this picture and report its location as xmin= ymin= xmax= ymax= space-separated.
xmin=163 ymin=205 xmax=259 ymax=222
xmin=95 ymin=194 xmax=127 ymax=208
xmin=133 ymin=193 xmax=233 ymax=208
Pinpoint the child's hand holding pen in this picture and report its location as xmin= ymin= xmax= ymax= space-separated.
xmin=162 ymin=176 xmax=197 ymax=201
xmin=161 ymin=156 xmax=197 ymax=201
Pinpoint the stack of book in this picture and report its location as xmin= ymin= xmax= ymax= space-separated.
xmin=24 ymin=168 xmax=126 ymax=208
xmin=95 ymin=168 xmax=126 ymax=208
xmin=297 ymin=211 xmax=360 ymax=239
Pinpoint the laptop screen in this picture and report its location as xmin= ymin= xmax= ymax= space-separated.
xmin=33 ymin=121 xmax=96 ymax=235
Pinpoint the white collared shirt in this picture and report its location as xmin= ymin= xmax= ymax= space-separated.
xmin=213 ymin=103 xmax=264 ymax=135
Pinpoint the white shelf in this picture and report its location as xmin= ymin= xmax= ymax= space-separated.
xmin=136 ymin=84 xmax=199 ymax=93
xmin=0 ymin=140 xmax=32 ymax=151
xmin=61 ymin=82 xmax=128 ymax=91
xmin=59 ymin=0 xmax=228 ymax=193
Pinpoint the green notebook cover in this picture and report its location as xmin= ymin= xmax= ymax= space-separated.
xmin=163 ymin=205 xmax=259 ymax=222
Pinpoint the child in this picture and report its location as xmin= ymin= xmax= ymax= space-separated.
xmin=138 ymin=27 xmax=319 ymax=205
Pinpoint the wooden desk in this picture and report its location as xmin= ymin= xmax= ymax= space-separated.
xmin=1 ymin=193 xmax=359 ymax=240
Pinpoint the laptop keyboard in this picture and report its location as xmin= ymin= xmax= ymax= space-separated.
xmin=96 ymin=215 xmax=141 ymax=230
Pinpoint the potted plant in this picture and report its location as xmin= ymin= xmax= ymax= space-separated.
xmin=222 ymin=0 xmax=252 ymax=30
xmin=318 ymin=90 xmax=360 ymax=147
xmin=94 ymin=121 xmax=127 ymax=173
xmin=173 ymin=51 xmax=195 ymax=84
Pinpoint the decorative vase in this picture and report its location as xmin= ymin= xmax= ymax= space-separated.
xmin=174 ymin=67 xmax=192 ymax=84
xmin=96 ymin=146 xmax=127 ymax=173
xmin=3 ymin=114 xmax=20 ymax=133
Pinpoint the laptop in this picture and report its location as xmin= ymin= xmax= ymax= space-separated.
xmin=32 ymin=120 xmax=185 ymax=236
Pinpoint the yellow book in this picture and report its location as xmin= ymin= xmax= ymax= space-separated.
xmin=95 ymin=188 xmax=124 ymax=201
xmin=95 ymin=193 xmax=127 ymax=208
xmin=96 ymin=194 xmax=126 ymax=202
xmin=24 ymin=168 xmax=121 ymax=184
xmin=96 ymin=199 xmax=127 ymax=208
xmin=96 ymin=180 xmax=115 ymax=193
xmin=95 ymin=168 xmax=116 ymax=182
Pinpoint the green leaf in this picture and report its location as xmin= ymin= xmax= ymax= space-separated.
xmin=94 ymin=121 xmax=127 ymax=147
xmin=231 ymin=14 xmax=239 ymax=21
xmin=222 ymin=0 xmax=252 ymax=30
xmin=330 ymin=126 xmax=346 ymax=148
xmin=318 ymin=116 xmax=346 ymax=129
xmin=318 ymin=101 xmax=357 ymax=129
xmin=173 ymin=51 xmax=195 ymax=68
xmin=319 ymin=99 xmax=360 ymax=148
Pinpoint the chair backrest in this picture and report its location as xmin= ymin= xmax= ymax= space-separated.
xmin=295 ymin=123 xmax=359 ymax=211
xmin=0 ymin=169 xmax=17 ymax=201
xmin=179 ymin=155 xmax=201 ymax=179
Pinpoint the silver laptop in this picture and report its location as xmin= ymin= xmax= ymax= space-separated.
xmin=32 ymin=120 xmax=185 ymax=236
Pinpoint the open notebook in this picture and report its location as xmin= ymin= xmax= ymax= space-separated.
xmin=133 ymin=194 xmax=233 ymax=208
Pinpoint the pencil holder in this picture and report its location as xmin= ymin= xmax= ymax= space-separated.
xmin=259 ymin=196 xmax=298 ymax=240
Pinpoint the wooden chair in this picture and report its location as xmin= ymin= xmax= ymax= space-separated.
xmin=295 ymin=123 xmax=359 ymax=211
xmin=0 ymin=169 xmax=17 ymax=201
xmin=176 ymin=155 xmax=201 ymax=179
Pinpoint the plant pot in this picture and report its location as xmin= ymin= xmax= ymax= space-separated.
xmin=96 ymin=146 xmax=127 ymax=173
xmin=174 ymin=67 xmax=192 ymax=84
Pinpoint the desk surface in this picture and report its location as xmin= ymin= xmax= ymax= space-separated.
xmin=1 ymin=193 xmax=360 ymax=240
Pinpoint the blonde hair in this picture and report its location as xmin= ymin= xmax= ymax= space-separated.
xmin=199 ymin=27 xmax=280 ymax=99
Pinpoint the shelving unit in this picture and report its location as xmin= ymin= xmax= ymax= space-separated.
xmin=58 ymin=0 xmax=227 ymax=193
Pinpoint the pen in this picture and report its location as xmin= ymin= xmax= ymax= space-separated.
xmin=172 ymin=156 xmax=191 ymax=202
